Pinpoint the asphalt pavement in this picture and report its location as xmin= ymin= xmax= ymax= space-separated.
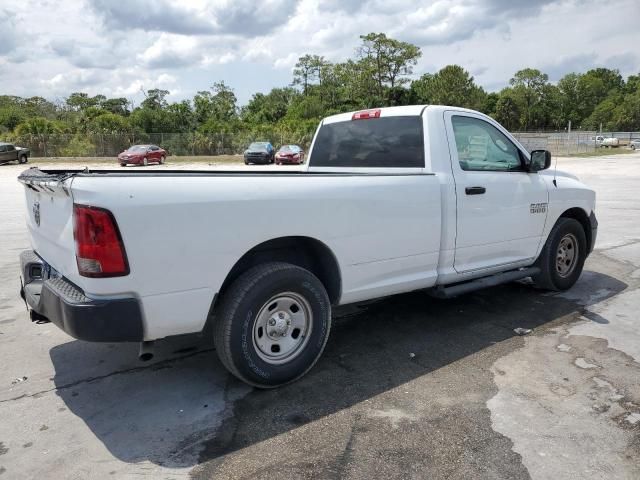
xmin=0 ymin=154 xmax=638 ymax=479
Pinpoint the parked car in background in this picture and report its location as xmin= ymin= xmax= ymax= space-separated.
xmin=0 ymin=142 xmax=29 ymax=164
xmin=275 ymin=144 xmax=305 ymax=165
xmin=594 ymin=135 xmax=619 ymax=148
xmin=629 ymin=139 xmax=640 ymax=150
xmin=118 ymin=145 xmax=166 ymax=166
xmin=244 ymin=142 xmax=275 ymax=165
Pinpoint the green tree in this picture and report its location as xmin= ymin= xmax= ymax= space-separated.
xmin=411 ymin=65 xmax=486 ymax=109
xmin=493 ymin=89 xmax=521 ymax=131
xmin=23 ymin=96 xmax=57 ymax=119
xmin=243 ymin=88 xmax=298 ymax=124
xmin=482 ymin=92 xmax=500 ymax=116
xmin=166 ymin=101 xmax=195 ymax=132
xmin=293 ymin=55 xmax=329 ymax=94
xmin=0 ymin=96 xmax=25 ymax=131
xmin=576 ymin=68 xmax=624 ymax=123
xmin=509 ymin=68 xmax=549 ymax=129
xmin=61 ymin=135 xmax=96 ymax=156
xmin=611 ymin=89 xmax=640 ymax=131
xmin=583 ymin=97 xmax=619 ymax=131
xmin=101 ymin=97 xmax=130 ymax=115
xmin=357 ymin=33 xmax=421 ymax=103
xmin=141 ymin=89 xmax=170 ymax=110
xmin=557 ymin=73 xmax=582 ymax=126
xmin=88 ymin=113 xmax=131 ymax=133
xmin=15 ymin=117 xmax=62 ymax=135
xmin=193 ymin=82 xmax=237 ymax=126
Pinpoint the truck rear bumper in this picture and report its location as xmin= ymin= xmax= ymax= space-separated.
xmin=20 ymin=250 xmax=144 ymax=342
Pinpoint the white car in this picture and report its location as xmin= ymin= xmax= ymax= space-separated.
xmin=594 ymin=135 xmax=619 ymax=148
xmin=18 ymin=105 xmax=597 ymax=387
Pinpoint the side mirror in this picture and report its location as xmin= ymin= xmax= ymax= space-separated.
xmin=529 ymin=150 xmax=552 ymax=172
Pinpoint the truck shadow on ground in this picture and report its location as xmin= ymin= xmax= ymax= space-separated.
xmin=50 ymin=269 xmax=626 ymax=469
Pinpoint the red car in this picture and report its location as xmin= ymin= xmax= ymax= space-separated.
xmin=275 ymin=145 xmax=305 ymax=165
xmin=118 ymin=145 xmax=166 ymax=166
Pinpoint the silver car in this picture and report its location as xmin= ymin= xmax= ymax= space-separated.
xmin=630 ymin=139 xmax=640 ymax=150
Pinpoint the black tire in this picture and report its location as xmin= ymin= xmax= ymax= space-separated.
xmin=120 ymin=163 xmax=126 ymax=167
xmin=214 ymin=262 xmax=331 ymax=388
xmin=160 ymin=155 xmax=165 ymax=164
xmin=19 ymin=155 xmax=28 ymax=164
xmin=532 ymin=218 xmax=587 ymax=291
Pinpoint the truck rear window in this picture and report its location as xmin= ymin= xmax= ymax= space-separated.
xmin=310 ymin=116 xmax=424 ymax=168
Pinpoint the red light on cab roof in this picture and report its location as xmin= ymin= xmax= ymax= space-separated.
xmin=352 ymin=109 xmax=381 ymax=120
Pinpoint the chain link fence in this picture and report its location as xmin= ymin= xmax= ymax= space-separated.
xmin=513 ymin=131 xmax=640 ymax=155
xmin=9 ymin=130 xmax=640 ymax=158
xmin=10 ymin=131 xmax=316 ymax=158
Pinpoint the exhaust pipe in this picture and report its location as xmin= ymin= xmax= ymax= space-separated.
xmin=138 ymin=341 xmax=155 ymax=362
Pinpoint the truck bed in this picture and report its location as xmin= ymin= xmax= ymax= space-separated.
xmin=19 ymin=166 xmax=443 ymax=340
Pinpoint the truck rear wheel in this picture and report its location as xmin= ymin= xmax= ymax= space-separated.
xmin=533 ymin=218 xmax=587 ymax=291
xmin=214 ymin=262 xmax=331 ymax=388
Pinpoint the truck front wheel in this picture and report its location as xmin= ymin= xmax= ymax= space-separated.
xmin=533 ymin=218 xmax=587 ymax=291
xmin=213 ymin=262 xmax=331 ymax=388
xmin=19 ymin=155 xmax=28 ymax=164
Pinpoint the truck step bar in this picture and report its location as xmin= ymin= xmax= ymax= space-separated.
xmin=431 ymin=267 xmax=541 ymax=299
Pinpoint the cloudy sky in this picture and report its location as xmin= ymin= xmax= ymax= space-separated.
xmin=1 ymin=0 xmax=639 ymax=105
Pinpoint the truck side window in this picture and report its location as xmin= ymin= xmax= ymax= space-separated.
xmin=310 ymin=116 xmax=424 ymax=168
xmin=451 ymin=116 xmax=523 ymax=172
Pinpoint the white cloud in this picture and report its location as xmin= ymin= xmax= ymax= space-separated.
xmin=274 ymin=52 xmax=299 ymax=69
xmin=0 ymin=0 xmax=638 ymax=104
xmin=139 ymin=34 xmax=203 ymax=68
xmin=41 ymin=70 xmax=103 ymax=90
xmin=203 ymin=52 xmax=237 ymax=65
xmin=0 ymin=9 xmax=18 ymax=55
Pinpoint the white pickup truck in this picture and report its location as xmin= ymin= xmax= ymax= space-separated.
xmin=18 ymin=105 xmax=597 ymax=387
xmin=595 ymin=135 xmax=619 ymax=148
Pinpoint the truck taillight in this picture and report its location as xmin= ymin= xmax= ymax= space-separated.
xmin=73 ymin=204 xmax=129 ymax=277
xmin=352 ymin=109 xmax=381 ymax=120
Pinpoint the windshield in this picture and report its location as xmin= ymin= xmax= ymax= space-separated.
xmin=127 ymin=145 xmax=147 ymax=152
xmin=278 ymin=145 xmax=300 ymax=153
xmin=248 ymin=142 xmax=269 ymax=150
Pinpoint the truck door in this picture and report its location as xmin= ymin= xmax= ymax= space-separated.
xmin=5 ymin=145 xmax=17 ymax=161
xmin=0 ymin=145 xmax=9 ymax=162
xmin=444 ymin=111 xmax=549 ymax=273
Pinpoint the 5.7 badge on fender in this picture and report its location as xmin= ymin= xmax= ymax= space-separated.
xmin=530 ymin=202 xmax=548 ymax=214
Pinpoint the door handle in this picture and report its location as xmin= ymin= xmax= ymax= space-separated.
xmin=465 ymin=186 xmax=486 ymax=195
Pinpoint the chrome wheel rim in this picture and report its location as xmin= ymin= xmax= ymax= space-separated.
xmin=252 ymin=292 xmax=313 ymax=365
xmin=556 ymin=233 xmax=578 ymax=278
